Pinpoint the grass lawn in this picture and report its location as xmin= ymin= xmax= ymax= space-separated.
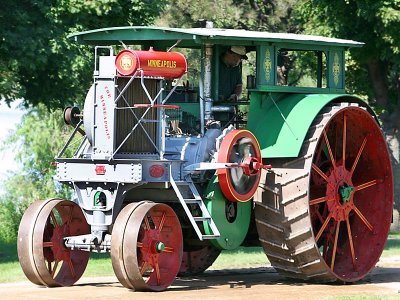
xmin=0 ymin=233 xmax=398 ymax=283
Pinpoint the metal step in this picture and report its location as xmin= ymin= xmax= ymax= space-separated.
xmin=170 ymin=174 xmax=220 ymax=241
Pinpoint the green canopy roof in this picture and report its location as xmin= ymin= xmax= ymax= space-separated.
xmin=69 ymin=26 xmax=363 ymax=49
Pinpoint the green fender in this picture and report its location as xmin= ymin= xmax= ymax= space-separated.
xmin=246 ymin=93 xmax=373 ymax=158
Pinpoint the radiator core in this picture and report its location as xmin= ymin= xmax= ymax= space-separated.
xmin=115 ymin=78 xmax=160 ymax=154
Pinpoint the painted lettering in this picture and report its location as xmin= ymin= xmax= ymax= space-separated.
xmin=99 ymin=93 xmax=111 ymax=140
xmin=147 ymin=60 xmax=177 ymax=69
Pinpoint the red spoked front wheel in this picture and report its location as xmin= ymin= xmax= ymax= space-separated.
xmin=111 ymin=202 xmax=183 ymax=291
xmin=17 ymin=199 xmax=90 ymax=287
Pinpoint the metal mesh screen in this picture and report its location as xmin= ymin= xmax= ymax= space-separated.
xmin=115 ymin=78 xmax=159 ymax=154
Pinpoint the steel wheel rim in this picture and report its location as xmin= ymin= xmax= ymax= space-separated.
xmin=218 ymin=129 xmax=262 ymax=202
xmin=18 ymin=200 xmax=48 ymax=286
xmin=112 ymin=202 xmax=183 ymax=291
xmin=18 ymin=199 xmax=90 ymax=286
xmin=309 ymin=107 xmax=393 ymax=281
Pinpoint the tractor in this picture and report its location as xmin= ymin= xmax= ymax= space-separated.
xmin=17 ymin=25 xmax=393 ymax=290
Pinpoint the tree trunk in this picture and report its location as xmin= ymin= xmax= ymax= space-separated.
xmin=366 ymin=59 xmax=389 ymax=107
xmin=385 ymin=130 xmax=400 ymax=211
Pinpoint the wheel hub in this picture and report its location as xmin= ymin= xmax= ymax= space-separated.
xmin=325 ymin=164 xmax=355 ymax=222
xmin=339 ymin=185 xmax=354 ymax=204
xmin=49 ymin=223 xmax=71 ymax=262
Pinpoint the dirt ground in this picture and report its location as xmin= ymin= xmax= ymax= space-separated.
xmin=1 ymin=258 xmax=399 ymax=300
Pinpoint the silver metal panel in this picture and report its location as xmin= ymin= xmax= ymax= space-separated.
xmin=56 ymin=162 xmax=142 ymax=183
xmin=99 ymin=55 xmax=116 ymax=78
xmin=93 ymin=79 xmax=116 ymax=159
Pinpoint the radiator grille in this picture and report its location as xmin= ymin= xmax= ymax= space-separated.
xmin=115 ymin=78 xmax=159 ymax=154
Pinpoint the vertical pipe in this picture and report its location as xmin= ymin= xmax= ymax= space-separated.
xmin=204 ymin=44 xmax=213 ymax=121
xmin=317 ymin=51 xmax=323 ymax=88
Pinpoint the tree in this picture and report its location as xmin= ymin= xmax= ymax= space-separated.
xmin=156 ymin=0 xmax=298 ymax=32
xmin=296 ymin=0 xmax=400 ymax=119
xmin=295 ymin=0 xmax=400 ymax=210
xmin=0 ymin=0 xmax=166 ymax=108
xmin=0 ymin=104 xmax=76 ymax=241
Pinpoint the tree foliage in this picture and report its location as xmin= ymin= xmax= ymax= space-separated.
xmin=0 ymin=104 xmax=76 ymax=241
xmin=0 ymin=0 xmax=166 ymax=108
xmin=296 ymin=0 xmax=400 ymax=114
xmin=156 ymin=0 xmax=298 ymax=32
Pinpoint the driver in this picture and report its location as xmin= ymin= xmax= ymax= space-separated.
xmin=218 ymin=46 xmax=248 ymax=102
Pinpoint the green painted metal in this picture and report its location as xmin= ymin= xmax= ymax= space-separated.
xmin=328 ymin=49 xmax=345 ymax=89
xmin=156 ymin=241 xmax=165 ymax=253
xmin=94 ymin=191 xmax=103 ymax=206
xmin=339 ymin=186 xmax=354 ymax=203
xmin=257 ymin=45 xmax=275 ymax=86
xmin=203 ymin=174 xmax=251 ymax=250
xmin=246 ymin=93 xmax=370 ymax=158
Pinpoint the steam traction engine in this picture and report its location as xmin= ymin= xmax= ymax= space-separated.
xmin=17 ymin=27 xmax=394 ymax=290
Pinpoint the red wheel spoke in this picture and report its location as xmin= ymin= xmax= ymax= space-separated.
xmin=154 ymin=262 xmax=161 ymax=285
xmin=312 ymin=163 xmax=329 ymax=182
xmin=158 ymin=212 xmax=166 ymax=231
xmin=342 ymin=114 xmax=347 ymax=167
xmin=350 ymin=137 xmax=367 ymax=175
xmin=43 ymin=242 xmax=53 ymax=247
xmin=346 ymin=217 xmax=357 ymax=269
xmin=68 ymin=259 xmax=76 ymax=278
xmin=354 ymin=179 xmax=378 ymax=192
xmin=315 ymin=211 xmax=333 ymax=242
xmin=316 ymin=209 xmax=325 ymax=224
xmin=310 ymin=196 xmax=333 ymax=206
xmin=50 ymin=211 xmax=60 ymax=228
xmin=67 ymin=205 xmax=74 ymax=225
xmin=323 ymin=236 xmax=329 ymax=261
xmin=164 ymin=246 xmax=174 ymax=253
xmin=140 ymin=261 xmax=149 ymax=275
xmin=330 ymin=221 xmax=341 ymax=271
xmin=51 ymin=259 xmax=60 ymax=277
xmin=323 ymin=129 xmax=337 ymax=169
xmin=144 ymin=215 xmax=151 ymax=230
xmin=353 ymin=206 xmax=373 ymax=231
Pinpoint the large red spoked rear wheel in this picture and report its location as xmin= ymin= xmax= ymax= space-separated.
xmin=17 ymin=199 xmax=90 ymax=286
xmin=111 ymin=201 xmax=183 ymax=291
xmin=218 ymin=129 xmax=262 ymax=202
xmin=255 ymin=103 xmax=393 ymax=282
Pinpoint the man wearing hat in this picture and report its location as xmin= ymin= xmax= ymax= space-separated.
xmin=218 ymin=46 xmax=248 ymax=102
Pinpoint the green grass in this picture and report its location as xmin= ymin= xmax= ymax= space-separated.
xmin=0 ymin=233 xmax=399 ymax=283
xmin=209 ymin=246 xmax=268 ymax=270
xmin=381 ymin=233 xmax=400 ymax=257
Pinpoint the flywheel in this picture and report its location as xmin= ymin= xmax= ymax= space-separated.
xmin=218 ymin=129 xmax=262 ymax=202
xmin=254 ymin=102 xmax=393 ymax=282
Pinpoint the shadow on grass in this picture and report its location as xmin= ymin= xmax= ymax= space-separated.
xmin=0 ymin=241 xmax=18 ymax=263
xmin=385 ymin=236 xmax=400 ymax=251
